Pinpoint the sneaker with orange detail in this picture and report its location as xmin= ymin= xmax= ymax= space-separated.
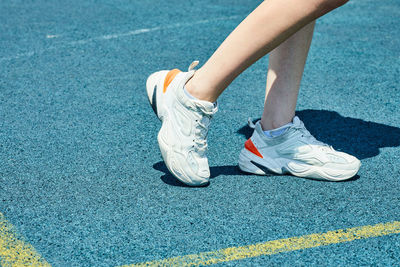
xmin=146 ymin=61 xmax=218 ymax=186
xmin=238 ymin=116 xmax=361 ymax=181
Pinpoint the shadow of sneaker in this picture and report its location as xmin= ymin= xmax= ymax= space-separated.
xmin=153 ymin=161 xmax=242 ymax=186
xmin=153 ymin=161 xmax=209 ymax=187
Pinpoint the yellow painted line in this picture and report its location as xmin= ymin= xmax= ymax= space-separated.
xmin=124 ymin=221 xmax=400 ymax=266
xmin=0 ymin=212 xmax=50 ymax=266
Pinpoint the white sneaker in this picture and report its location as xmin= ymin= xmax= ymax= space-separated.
xmin=146 ymin=61 xmax=218 ymax=186
xmin=238 ymin=117 xmax=361 ymax=181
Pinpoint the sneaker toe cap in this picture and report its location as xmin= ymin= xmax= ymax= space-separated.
xmin=325 ymin=151 xmax=361 ymax=171
xmin=168 ymin=160 xmax=210 ymax=186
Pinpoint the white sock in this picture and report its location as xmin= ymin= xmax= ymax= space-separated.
xmin=184 ymin=86 xmax=217 ymax=107
xmin=184 ymin=86 xmax=198 ymax=100
xmin=263 ymin=122 xmax=292 ymax=138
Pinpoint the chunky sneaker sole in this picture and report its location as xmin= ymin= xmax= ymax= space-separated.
xmin=146 ymin=61 xmax=217 ymax=186
xmin=238 ymin=117 xmax=361 ymax=181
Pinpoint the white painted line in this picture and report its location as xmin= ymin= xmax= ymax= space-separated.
xmin=46 ymin=34 xmax=60 ymax=39
xmin=0 ymin=51 xmax=36 ymax=62
xmin=69 ymin=15 xmax=240 ymax=45
xmin=0 ymin=15 xmax=241 ymax=62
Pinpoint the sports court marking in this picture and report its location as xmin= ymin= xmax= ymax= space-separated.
xmin=0 ymin=213 xmax=399 ymax=266
xmin=0 ymin=212 xmax=50 ymax=266
xmin=0 ymin=15 xmax=241 ymax=63
xmin=123 ymin=221 xmax=400 ymax=266
xmin=46 ymin=34 xmax=60 ymax=39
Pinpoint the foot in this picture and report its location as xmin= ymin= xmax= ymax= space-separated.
xmin=146 ymin=61 xmax=218 ymax=186
xmin=238 ymin=116 xmax=361 ymax=181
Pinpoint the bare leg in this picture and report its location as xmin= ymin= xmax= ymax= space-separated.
xmin=261 ymin=21 xmax=315 ymax=130
xmin=186 ymin=0 xmax=347 ymax=102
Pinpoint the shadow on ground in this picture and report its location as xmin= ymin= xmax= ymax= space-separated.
xmin=153 ymin=161 xmax=241 ymax=187
xmin=237 ymin=109 xmax=400 ymax=160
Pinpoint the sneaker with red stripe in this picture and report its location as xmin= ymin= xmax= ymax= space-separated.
xmin=146 ymin=61 xmax=218 ymax=186
xmin=238 ymin=117 xmax=361 ymax=181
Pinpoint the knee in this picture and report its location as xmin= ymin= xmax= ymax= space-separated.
xmin=312 ymin=0 xmax=349 ymax=16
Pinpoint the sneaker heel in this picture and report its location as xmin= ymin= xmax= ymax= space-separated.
xmin=146 ymin=71 xmax=168 ymax=120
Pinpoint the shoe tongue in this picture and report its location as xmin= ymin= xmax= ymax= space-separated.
xmin=292 ymin=116 xmax=301 ymax=126
xmin=193 ymin=99 xmax=218 ymax=115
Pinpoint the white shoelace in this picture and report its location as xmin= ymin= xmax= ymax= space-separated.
xmin=193 ymin=104 xmax=215 ymax=155
xmin=293 ymin=121 xmax=334 ymax=151
xmin=194 ymin=117 xmax=210 ymax=153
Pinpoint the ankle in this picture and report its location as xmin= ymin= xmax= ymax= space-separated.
xmin=260 ymin=116 xmax=294 ymax=131
xmin=185 ymin=71 xmax=217 ymax=103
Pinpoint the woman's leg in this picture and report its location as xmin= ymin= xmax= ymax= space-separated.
xmin=186 ymin=0 xmax=347 ymax=102
xmin=232 ymin=7 xmax=360 ymax=181
xmin=261 ymin=21 xmax=315 ymax=130
xmin=146 ymin=0 xmax=356 ymax=185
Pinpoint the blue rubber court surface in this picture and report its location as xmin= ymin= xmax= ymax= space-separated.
xmin=1 ymin=0 xmax=399 ymax=266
